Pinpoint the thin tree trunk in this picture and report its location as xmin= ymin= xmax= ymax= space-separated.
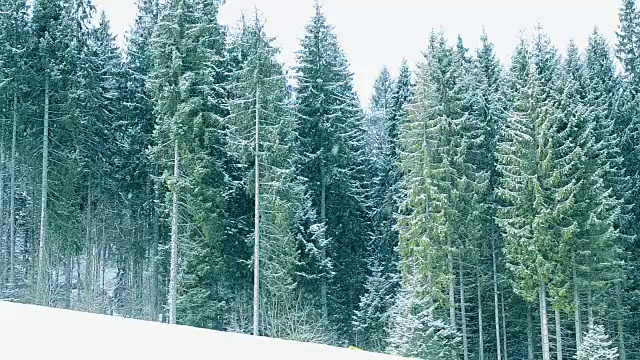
xmin=477 ymin=274 xmax=484 ymax=360
xmin=253 ymin=83 xmax=260 ymax=336
xmin=320 ymin=165 xmax=327 ymax=320
xmin=493 ymin=236 xmax=502 ymax=360
xmin=64 ymin=249 xmax=71 ymax=309
xmin=616 ymin=283 xmax=626 ymax=360
xmin=502 ymin=291 xmax=508 ymax=360
xmin=9 ymin=91 xmax=16 ymax=287
xmin=540 ymin=283 xmax=551 ymax=360
xmin=555 ymin=308 xmax=562 ymax=360
xmin=151 ymin=182 xmax=160 ymax=321
xmin=459 ymin=259 xmax=468 ymax=360
xmin=128 ymin=254 xmax=134 ymax=315
xmin=0 ymin=99 xmax=5 ymax=290
xmin=97 ymin=210 xmax=105 ymax=311
xmin=76 ymin=257 xmax=82 ymax=305
xmin=527 ymin=305 xmax=534 ymax=360
xmin=37 ymin=79 xmax=50 ymax=305
xmin=587 ymin=287 xmax=593 ymax=326
xmin=101 ymin=215 xmax=106 ymax=309
xmin=168 ymin=140 xmax=179 ymax=324
xmin=85 ymin=185 xmax=92 ymax=310
xmin=573 ymin=252 xmax=581 ymax=349
xmin=448 ymin=241 xmax=456 ymax=331
xmin=101 ymin=244 xmax=106 ymax=304
xmin=138 ymin=210 xmax=145 ymax=311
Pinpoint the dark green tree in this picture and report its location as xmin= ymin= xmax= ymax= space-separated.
xmin=149 ymin=0 xmax=230 ymax=328
xmin=294 ymin=2 xmax=370 ymax=342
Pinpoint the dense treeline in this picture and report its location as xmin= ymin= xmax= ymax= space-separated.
xmin=0 ymin=0 xmax=638 ymax=359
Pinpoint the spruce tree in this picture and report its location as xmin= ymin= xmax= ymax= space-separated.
xmin=354 ymin=66 xmax=398 ymax=351
xmin=30 ymin=0 xmax=88 ymax=305
xmin=496 ymin=30 xmax=566 ymax=360
xmin=149 ymin=0 xmax=229 ymax=328
xmin=0 ymin=0 xmax=29 ymax=297
xmin=394 ymin=32 xmax=483 ymax=355
xmin=73 ymin=11 xmax=125 ymax=313
xmin=122 ymin=0 xmax=162 ymax=320
xmin=577 ymin=324 xmax=620 ymax=360
xmin=387 ymin=259 xmax=459 ymax=360
xmin=615 ymin=2 xmax=640 ymax=354
xmin=294 ymin=2 xmax=369 ymax=342
xmin=617 ymin=0 xmax=640 ymax=85
xmin=473 ymin=30 xmax=508 ymax=360
xmin=584 ymin=30 xmax=628 ymax=357
xmin=558 ymin=40 xmax=590 ymax=350
xmin=227 ymin=13 xmax=327 ymax=340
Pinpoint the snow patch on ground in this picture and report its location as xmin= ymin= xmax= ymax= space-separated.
xmin=0 ymin=301 xmax=411 ymax=360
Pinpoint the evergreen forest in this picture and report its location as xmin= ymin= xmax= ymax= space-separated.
xmin=1 ymin=0 xmax=640 ymax=359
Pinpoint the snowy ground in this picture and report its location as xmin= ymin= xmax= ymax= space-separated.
xmin=0 ymin=301 xmax=410 ymax=360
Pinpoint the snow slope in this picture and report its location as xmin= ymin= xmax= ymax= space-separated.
xmin=0 ymin=301 xmax=411 ymax=360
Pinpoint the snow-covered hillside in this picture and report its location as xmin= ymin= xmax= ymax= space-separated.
xmin=0 ymin=301 xmax=410 ymax=360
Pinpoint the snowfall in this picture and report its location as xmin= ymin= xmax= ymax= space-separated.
xmin=0 ymin=300 xmax=410 ymax=360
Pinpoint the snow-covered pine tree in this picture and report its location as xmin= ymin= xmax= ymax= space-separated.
xmin=448 ymin=34 xmax=491 ymax=360
xmin=122 ymin=0 xmax=162 ymax=320
xmin=577 ymin=323 xmax=619 ymax=360
xmin=497 ymin=35 xmax=539 ymax=360
xmin=388 ymin=60 xmax=413 ymax=160
xmin=617 ymin=0 xmax=640 ymax=85
xmin=395 ymin=31 xmax=485 ymax=356
xmin=354 ymin=67 xmax=398 ymax=351
xmin=364 ymin=67 xmax=393 ymax=174
xmin=558 ymin=40 xmax=590 ymax=351
xmin=29 ymin=0 xmax=93 ymax=306
xmin=473 ymin=30 xmax=508 ymax=360
xmin=294 ymin=2 xmax=370 ymax=342
xmin=149 ymin=0 xmax=230 ymax=328
xmin=386 ymin=258 xmax=459 ymax=360
xmin=353 ymin=254 xmax=395 ymax=351
xmin=496 ymin=29 xmax=566 ymax=360
xmin=396 ymin=31 xmax=455 ymax=333
xmin=615 ymin=2 xmax=640 ymax=353
xmin=226 ymin=13 xmax=328 ymax=340
xmin=59 ymin=2 xmax=91 ymax=311
xmin=0 ymin=0 xmax=29 ymax=299
xmin=70 ymin=11 xmax=127 ymax=314
xmin=583 ymin=30 xmax=628 ymax=358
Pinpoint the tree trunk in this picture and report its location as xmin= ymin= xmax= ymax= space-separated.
xmin=540 ymin=283 xmax=551 ymax=360
xmin=493 ymin=236 xmax=502 ymax=360
xmin=0 ymin=98 xmax=5 ymax=290
xmin=527 ymin=305 xmax=534 ymax=360
xmin=587 ymin=287 xmax=593 ymax=326
xmin=555 ymin=308 xmax=562 ymax=360
xmin=101 ymin=216 xmax=106 ymax=310
xmin=37 ymin=79 xmax=50 ymax=305
xmin=616 ymin=283 xmax=626 ymax=360
xmin=84 ymin=185 xmax=92 ymax=310
xmin=573 ymin=253 xmax=581 ymax=349
xmin=76 ymin=257 xmax=82 ymax=305
xmin=101 ymin=244 xmax=106 ymax=306
xmin=459 ymin=259 xmax=468 ymax=360
xmin=168 ymin=140 xmax=179 ymax=324
xmin=448 ymin=241 xmax=456 ymax=331
xmin=502 ymin=292 xmax=508 ymax=360
xmin=8 ymin=91 xmax=16 ymax=288
xmin=151 ymin=182 xmax=160 ymax=321
xmin=320 ymin=165 xmax=327 ymax=320
xmin=477 ymin=274 xmax=484 ymax=360
xmin=64 ymin=248 xmax=71 ymax=309
xmin=253 ymin=83 xmax=260 ymax=336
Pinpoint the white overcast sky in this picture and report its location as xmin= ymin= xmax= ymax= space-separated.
xmin=93 ymin=0 xmax=621 ymax=106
